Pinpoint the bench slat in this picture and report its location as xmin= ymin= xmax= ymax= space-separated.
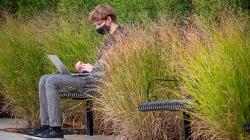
xmin=138 ymin=99 xmax=192 ymax=111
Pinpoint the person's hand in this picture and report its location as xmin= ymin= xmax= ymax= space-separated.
xmin=75 ymin=61 xmax=93 ymax=72
xmin=80 ymin=63 xmax=93 ymax=72
xmin=75 ymin=61 xmax=83 ymax=72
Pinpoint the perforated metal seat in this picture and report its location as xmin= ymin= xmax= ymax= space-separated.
xmin=60 ymin=88 xmax=101 ymax=99
xmin=138 ymin=99 xmax=192 ymax=111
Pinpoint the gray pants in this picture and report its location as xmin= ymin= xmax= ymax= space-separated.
xmin=39 ymin=74 xmax=97 ymax=127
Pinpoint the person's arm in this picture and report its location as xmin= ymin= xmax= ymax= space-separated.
xmin=92 ymin=58 xmax=105 ymax=73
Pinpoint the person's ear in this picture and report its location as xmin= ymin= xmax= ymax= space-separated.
xmin=106 ymin=16 xmax=112 ymax=25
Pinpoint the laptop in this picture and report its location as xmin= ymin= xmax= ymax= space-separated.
xmin=47 ymin=55 xmax=89 ymax=76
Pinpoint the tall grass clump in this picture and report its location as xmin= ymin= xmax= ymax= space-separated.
xmin=97 ymin=24 xmax=186 ymax=139
xmin=180 ymin=14 xmax=250 ymax=139
xmin=0 ymin=17 xmax=49 ymax=126
xmin=97 ymin=12 xmax=250 ymax=139
xmin=194 ymin=0 xmax=250 ymax=23
xmin=0 ymin=0 xmax=58 ymax=15
xmin=58 ymin=0 xmax=192 ymax=24
xmin=1 ymin=0 xmax=193 ymax=23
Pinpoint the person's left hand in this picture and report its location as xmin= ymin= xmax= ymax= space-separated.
xmin=80 ymin=63 xmax=93 ymax=72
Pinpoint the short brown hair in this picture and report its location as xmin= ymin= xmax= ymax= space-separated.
xmin=89 ymin=4 xmax=116 ymax=22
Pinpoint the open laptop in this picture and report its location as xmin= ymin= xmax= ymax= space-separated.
xmin=47 ymin=55 xmax=89 ymax=76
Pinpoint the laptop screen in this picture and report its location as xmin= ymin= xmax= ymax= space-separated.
xmin=47 ymin=55 xmax=71 ymax=75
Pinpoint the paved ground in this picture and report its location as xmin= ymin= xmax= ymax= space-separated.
xmin=0 ymin=118 xmax=121 ymax=140
xmin=0 ymin=118 xmax=27 ymax=129
xmin=0 ymin=131 xmax=118 ymax=140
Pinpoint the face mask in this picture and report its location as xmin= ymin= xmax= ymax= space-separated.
xmin=96 ymin=24 xmax=110 ymax=35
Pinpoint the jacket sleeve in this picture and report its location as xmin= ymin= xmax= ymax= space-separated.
xmin=89 ymin=58 xmax=106 ymax=79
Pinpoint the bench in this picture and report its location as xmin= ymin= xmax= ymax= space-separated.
xmin=138 ymin=79 xmax=250 ymax=139
xmin=59 ymin=86 xmax=101 ymax=136
xmin=138 ymin=78 xmax=193 ymax=140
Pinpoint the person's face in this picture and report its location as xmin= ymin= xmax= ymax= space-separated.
xmin=93 ymin=17 xmax=111 ymax=29
xmin=93 ymin=17 xmax=112 ymax=35
xmin=93 ymin=20 xmax=106 ymax=29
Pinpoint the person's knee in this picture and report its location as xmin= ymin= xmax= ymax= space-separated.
xmin=39 ymin=74 xmax=53 ymax=86
xmin=45 ymin=76 xmax=58 ymax=88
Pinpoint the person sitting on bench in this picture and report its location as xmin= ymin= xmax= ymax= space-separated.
xmin=31 ymin=4 xmax=127 ymax=138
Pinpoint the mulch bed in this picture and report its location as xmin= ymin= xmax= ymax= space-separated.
xmin=1 ymin=121 xmax=96 ymax=135
xmin=2 ymin=127 xmax=90 ymax=135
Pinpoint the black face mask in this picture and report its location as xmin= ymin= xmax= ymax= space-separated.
xmin=96 ymin=25 xmax=110 ymax=35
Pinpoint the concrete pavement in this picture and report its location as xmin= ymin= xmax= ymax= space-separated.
xmin=0 ymin=118 xmax=122 ymax=140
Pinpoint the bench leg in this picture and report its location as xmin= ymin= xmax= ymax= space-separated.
xmin=86 ymin=99 xmax=93 ymax=136
xmin=183 ymin=112 xmax=191 ymax=140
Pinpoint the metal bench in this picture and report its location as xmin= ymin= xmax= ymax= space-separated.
xmin=60 ymin=86 xmax=101 ymax=136
xmin=138 ymin=79 xmax=193 ymax=140
xmin=139 ymin=79 xmax=250 ymax=139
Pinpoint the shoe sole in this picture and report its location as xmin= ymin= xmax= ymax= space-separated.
xmin=23 ymin=134 xmax=65 ymax=140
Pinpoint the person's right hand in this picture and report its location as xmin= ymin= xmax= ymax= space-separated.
xmin=75 ymin=61 xmax=83 ymax=72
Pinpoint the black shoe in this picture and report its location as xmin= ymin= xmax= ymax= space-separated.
xmin=23 ymin=125 xmax=50 ymax=139
xmin=33 ymin=125 xmax=50 ymax=135
xmin=35 ymin=127 xmax=64 ymax=138
xmin=24 ymin=125 xmax=50 ymax=136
